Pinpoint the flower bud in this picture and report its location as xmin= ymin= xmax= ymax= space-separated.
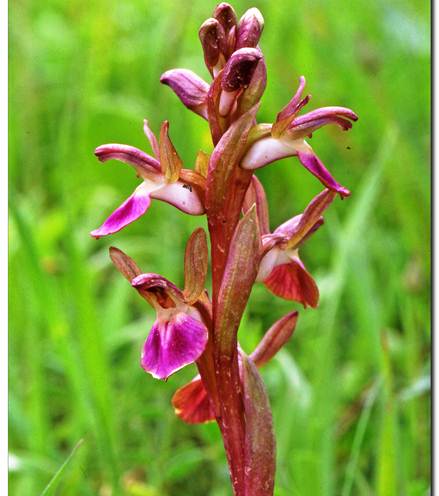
xmin=236 ymin=8 xmax=264 ymax=49
xmin=213 ymin=2 xmax=237 ymax=34
xmin=199 ymin=18 xmax=226 ymax=75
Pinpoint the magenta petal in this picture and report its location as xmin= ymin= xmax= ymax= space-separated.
xmin=90 ymin=184 xmax=151 ymax=238
xmin=141 ymin=313 xmax=208 ymax=380
xmin=296 ymin=150 xmax=351 ymax=198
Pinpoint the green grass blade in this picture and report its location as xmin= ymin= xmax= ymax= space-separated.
xmin=40 ymin=440 xmax=84 ymax=496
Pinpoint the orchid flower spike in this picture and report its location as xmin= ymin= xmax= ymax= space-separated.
xmin=109 ymin=247 xmax=208 ymax=380
xmin=241 ymin=76 xmax=358 ymax=197
xmin=90 ymin=121 xmax=206 ymax=238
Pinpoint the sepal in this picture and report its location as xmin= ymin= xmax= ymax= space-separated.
xmin=160 ymin=69 xmax=210 ymax=119
xmin=183 ymin=228 xmax=209 ymax=304
xmin=159 ymin=121 xmax=182 ymax=183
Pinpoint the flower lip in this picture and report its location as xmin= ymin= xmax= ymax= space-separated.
xmin=141 ymin=312 xmax=208 ymax=380
xmin=172 ymin=375 xmax=216 ymax=423
xmin=263 ymin=258 xmax=319 ymax=308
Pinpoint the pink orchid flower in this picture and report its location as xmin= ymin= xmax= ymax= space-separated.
xmin=90 ymin=121 xmax=205 ymax=238
xmin=241 ymin=76 xmax=358 ymax=197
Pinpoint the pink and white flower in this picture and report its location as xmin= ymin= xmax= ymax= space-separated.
xmin=241 ymin=76 xmax=358 ymax=197
xmin=90 ymin=121 xmax=205 ymax=238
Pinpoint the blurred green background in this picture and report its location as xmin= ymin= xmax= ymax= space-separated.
xmin=9 ymin=0 xmax=430 ymax=494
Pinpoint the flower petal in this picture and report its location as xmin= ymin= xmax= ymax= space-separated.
xmin=274 ymin=189 xmax=336 ymax=247
xmin=242 ymin=175 xmax=270 ymax=235
xmin=94 ymin=144 xmax=161 ymax=178
xmin=183 ymin=228 xmax=208 ymax=304
xmin=272 ymin=76 xmax=310 ymax=137
xmin=160 ymin=69 xmax=210 ymax=119
xmin=143 ymin=119 xmax=160 ymax=157
xmin=159 ymin=121 xmax=182 ymax=183
xmin=90 ymin=183 xmax=151 ymax=238
xmin=263 ymin=258 xmax=319 ymax=308
xmin=109 ymin=247 xmax=142 ymax=281
xmin=289 ymin=106 xmax=358 ymax=138
xmin=296 ymin=146 xmax=351 ymax=198
xmin=172 ymin=376 xmax=216 ymax=423
xmin=151 ymin=180 xmax=205 ymax=215
xmin=141 ymin=313 xmax=208 ymax=380
xmin=213 ymin=3 xmax=238 ymax=57
xmin=235 ymin=56 xmax=267 ymax=116
xmin=213 ymin=2 xmax=238 ymax=35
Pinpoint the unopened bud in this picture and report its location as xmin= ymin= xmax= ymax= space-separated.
xmin=213 ymin=2 xmax=237 ymax=34
xmin=236 ymin=8 xmax=264 ymax=49
xmin=199 ymin=18 xmax=226 ymax=74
